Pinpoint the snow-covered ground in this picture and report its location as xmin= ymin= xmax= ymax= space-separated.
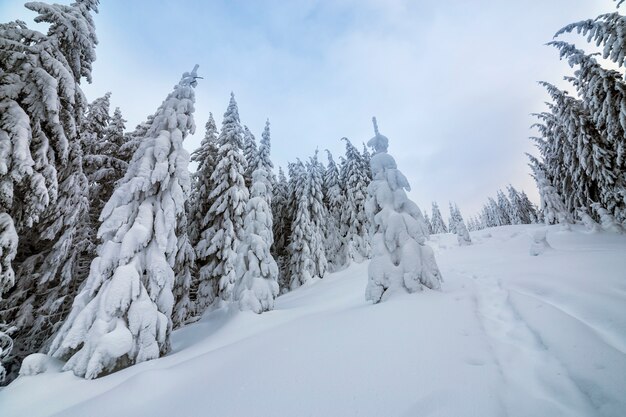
xmin=1 ymin=224 xmax=624 ymax=417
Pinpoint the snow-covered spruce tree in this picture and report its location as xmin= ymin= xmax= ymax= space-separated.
xmin=555 ymin=8 xmax=626 ymax=68
xmin=243 ymin=126 xmax=257 ymax=189
xmin=430 ymin=202 xmax=448 ymax=233
xmin=195 ymin=93 xmax=249 ymax=309
xmin=531 ymin=83 xmax=612 ymax=219
xmin=365 ymin=118 xmax=442 ymax=303
xmin=188 ymin=114 xmax=219 ymax=247
xmin=271 ymin=167 xmax=291 ymax=288
xmin=550 ymin=41 xmax=626 ymax=221
xmin=528 ymin=155 xmax=572 ymax=228
xmin=0 ymin=0 xmax=99 ymax=382
xmin=323 ymin=150 xmax=347 ymax=271
xmin=452 ymin=205 xmax=471 ymax=246
xmin=496 ymin=190 xmax=513 ymax=225
xmin=448 ymin=202 xmax=458 ymax=234
xmin=80 ymin=96 xmax=130 ymax=288
xmin=84 ymin=104 xmax=129 ymax=218
xmin=234 ymin=165 xmax=279 ymax=313
xmin=423 ymin=213 xmax=434 ymax=234
xmin=48 ymin=66 xmax=200 ymax=379
xmin=255 ymin=119 xmax=276 ymax=196
xmin=361 ymin=143 xmax=372 ymax=182
xmin=287 ymin=155 xmax=328 ymax=290
xmin=340 ymin=138 xmax=371 ymax=262
xmin=172 ymin=198 xmax=196 ymax=328
xmin=506 ymin=186 xmax=525 ymax=224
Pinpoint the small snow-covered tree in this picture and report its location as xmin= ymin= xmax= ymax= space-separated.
xmin=340 ymin=138 xmax=370 ymax=262
xmin=189 ymin=114 xmax=219 ymax=247
xmin=448 ymin=202 xmax=458 ymax=234
xmin=287 ymin=155 xmax=328 ymax=290
xmin=235 ymin=165 xmax=279 ymax=313
xmin=528 ymin=155 xmax=572 ymax=227
xmin=323 ymin=150 xmax=347 ymax=271
xmin=195 ymin=93 xmax=249 ymax=308
xmin=48 ymin=66 xmax=200 ymax=379
xmin=243 ymin=126 xmax=257 ymax=188
xmin=365 ymin=118 xmax=442 ymax=303
xmin=430 ymin=202 xmax=448 ymax=233
xmin=452 ymin=205 xmax=471 ymax=246
xmin=423 ymin=213 xmax=434 ymax=234
xmin=172 ymin=199 xmax=196 ymax=328
xmin=272 ymin=167 xmax=291 ymax=288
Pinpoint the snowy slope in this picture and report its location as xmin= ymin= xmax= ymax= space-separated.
xmin=1 ymin=225 xmax=625 ymax=417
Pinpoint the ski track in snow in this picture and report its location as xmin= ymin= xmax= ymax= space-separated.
xmin=471 ymin=272 xmax=595 ymax=417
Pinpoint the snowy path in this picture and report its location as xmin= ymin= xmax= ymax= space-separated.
xmin=473 ymin=273 xmax=595 ymax=416
xmin=434 ymin=225 xmax=626 ymax=417
xmin=0 ymin=225 xmax=625 ymax=417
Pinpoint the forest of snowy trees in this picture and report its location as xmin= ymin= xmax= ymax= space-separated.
xmin=1 ymin=0 xmax=625 ymax=387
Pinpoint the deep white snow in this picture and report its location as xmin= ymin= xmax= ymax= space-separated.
xmin=1 ymin=224 xmax=625 ymax=417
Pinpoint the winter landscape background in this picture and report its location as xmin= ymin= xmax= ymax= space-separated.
xmin=1 ymin=0 xmax=625 ymax=416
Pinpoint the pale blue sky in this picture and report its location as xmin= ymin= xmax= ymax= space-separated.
xmin=0 ymin=0 xmax=614 ymax=216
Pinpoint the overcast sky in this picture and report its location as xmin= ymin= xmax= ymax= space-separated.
xmin=0 ymin=0 xmax=615 ymax=217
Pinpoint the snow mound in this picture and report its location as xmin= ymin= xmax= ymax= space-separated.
xmin=0 ymin=224 xmax=625 ymax=417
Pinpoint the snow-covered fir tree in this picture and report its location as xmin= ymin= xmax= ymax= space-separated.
xmin=530 ymin=5 xmax=626 ymax=226
xmin=339 ymin=138 xmax=370 ymax=262
xmin=48 ymin=66 xmax=200 ymax=379
xmin=365 ymin=118 xmax=442 ymax=303
xmin=188 ymin=114 xmax=219 ymax=247
xmin=448 ymin=202 xmax=458 ymax=234
xmin=496 ymin=190 xmax=513 ymax=226
xmin=0 ymin=0 xmax=99 ymax=382
xmin=423 ymin=213 xmax=434 ymax=234
xmin=323 ymin=150 xmax=347 ymax=271
xmin=172 ymin=199 xmax=196 ymax=328
xmin=451 ymin=204 xmax=471 ymax=246
xmin=430 ymin=202 xmax=448 ymax=234
xmin=271 ymin=167 xmax=291 ymax=288
xmin=528 ymin=155 xmax=572 ymax=227
xmin=287 ymin=154 xmax=328 ymax=290
xmin=255 ymin=120 xmax=276 ymax=196
xmin=234 ymin=165 xmax=279 ymax=313
xmin=243 ymin=126 xmax=257 ymax=188
xmin=195 ymin=94 xmax=249 ymax=309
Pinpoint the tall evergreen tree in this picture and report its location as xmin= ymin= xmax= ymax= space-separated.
xmin=243 ymin=126 xmax=257 ymax=188
xmin=365 ymin=118 xmax=442 ymax=303
xmin=287 ymin=155 xmax=328 ymax=290
xmin=271 ymin=167 xmax=291 ymax=290
xmin=235 ymin=164 xmax=279 ymax=313
xmin=340 ymin=138 xmax=370 ymax=262
xmin=49 ymin=66 xmax=200 ymax=379
xmin=323 ymin=150 xmax=346 ymax=271
xmin=423 ymin=213 xmax=434 ymax=234
xmin=430 ymin=202 xmax=448 ymax=233
xmin=189 ymin=114 xmax=219 ymax=247
xmin=195 ymin=94 xmax=249 ymax=308
xmin=0 ymin=0 xmax=99 ymax=382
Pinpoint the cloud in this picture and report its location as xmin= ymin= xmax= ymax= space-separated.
xmin=0 ymin=0 xmax=614 ymax=218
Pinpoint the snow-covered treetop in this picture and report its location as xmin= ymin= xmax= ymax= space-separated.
xmin=25 ymin=0 xmax=99 ymax=83
xmin=555 ymin=10 xmax=626 ymax=68
xmin=367 ymin=117 xmax=389 ymax=154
